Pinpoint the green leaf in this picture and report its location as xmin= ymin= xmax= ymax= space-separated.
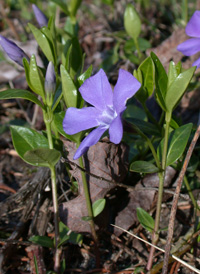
xmin=167 ymin=61 xmax=178 ymax=89
xmin=136 ymin=207 xmax=155 ymax=232
xmin=29 ymin=55 xmax=45 ymax=99
xmin=78 ymin=65 xmax=93 ymax=86
xmin=10 ymin=126 xmax=49 ymax=163
xmin=60 ymin=65 xmax=78 ymax=108
xmin=165 ymin=66 xmax=195 ymax=112
xmin=151 ymin=52 xmax=168 ymax=111
xmin=29 ymin=236 xmax=54 ymax=248
xmin=58 ymin=221 xmax=83 ymax=247
xmin=157 ymin=123 xmax=193 ymax=166
xmin=92 ymin=199 xmax=106 ymax=217
xmin=135 ymin=56 xmax=154 ymax=103
xmin=126 ymin=118 xmax=161 ymax=137
xmin=124 ymin=4 xmax=141 ymax=40
xmin=54 ymin=111 xmax=82 ymax=143
xmin=41 ymin=27 xmax=56 ymax=62
xmin=24 ymin=148 xmax=61 ymax=167
xmin=67 ymin=37 xmax=82 ymax=79
xmin=0 ymin=89 xmax=44 ymax=109
xmin=69 ymin=0 xmax=82 ymax=17
xmin=28 ymin=23 xmax=55 ymax=64
xmin=130 ymin=161 xmax=160 ymax=173
xmin=50 ymin=0 xmax=69 ymax=15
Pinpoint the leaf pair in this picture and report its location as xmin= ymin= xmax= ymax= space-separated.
xmin=131 ymin=123 xmax=192 ymax=173
xmin=10 ymin=126 xmax=60 ymax=168
xmin=151 ymin=52 xmax=196 ymax=113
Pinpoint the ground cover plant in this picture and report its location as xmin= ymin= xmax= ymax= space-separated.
xmin=1 ymin=0 xmax=200 ymax=273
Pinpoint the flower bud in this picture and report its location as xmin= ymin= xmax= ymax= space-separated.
xmin=0 ymin=35 xmax=29 ymax=67
xmin=32 ymin=4 xmax=48 ymax=28
xmin=45 ymin=62 xmax=56 ymax=106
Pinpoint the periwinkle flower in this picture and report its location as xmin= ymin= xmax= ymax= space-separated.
xmin=63 ymin=68 xmax=141 ymax=159
xmin=45 ymin=62 xmax=56 ymax=94
xmin=32 ymin=4 xmax=48 ymax=28
xmin=45 ymin=61 xmax=56 ymax=106
xmin=0 ymin=35 xmax=29 ymax=67
xmin=177 ymin=11 xmax=200 ymax=68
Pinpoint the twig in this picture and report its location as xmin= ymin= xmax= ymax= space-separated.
xmin=162 ymin=124 xmax=200 ymax=274
xmin=111 ymin=224 xmax=200 ymax=274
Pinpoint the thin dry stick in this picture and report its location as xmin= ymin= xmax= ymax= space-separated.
xmin=111 ymin=224 xmax=200 ymax=274
xmin=162 ymin=124 xmax=200 ymax=274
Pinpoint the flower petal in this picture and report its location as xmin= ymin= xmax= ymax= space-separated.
xmin=0 ymin=35 xmax=29 ymax=66
xmin=109 ymin=114 xmax=123 ymax=144
xmin=79 ymin=69 xmax=113 ymax=111
xmin=74 ymin=127 xmax=106 ymax=159
xmin=63 ymin=107 xmax=101 ymax=135
xmin=185 ymin=11 xmax=200 ymax=38
xmin=177 ymin=38 xmax=200 ymax=56
xmin=192 ymin=56 xmax=200 ymax=68
xmin=113 ymin=69 xmax=141 ymax=113
xmin=32 ymin=4 xmax=48 ymax=28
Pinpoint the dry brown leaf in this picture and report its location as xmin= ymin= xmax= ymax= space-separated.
xmin=60 ymin=137 xmax=129 ymax=233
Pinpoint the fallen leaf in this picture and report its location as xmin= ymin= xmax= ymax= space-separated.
xmin=60 ymin=137 xmax=129 ymax=233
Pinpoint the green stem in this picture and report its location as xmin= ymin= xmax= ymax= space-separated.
xmin=78 ymin=155 xmax=98 ymax=244
xmin=184 ymin=176 xmax=199 ymax=210
xmin=147 ymin=112 xmax=171 ymax=270
xmin=154 ymin=112 xmax=171 ymax=239
xmin=44 ymin=109 xmax=60 ymax=272
xmin=134 ymin=37 xmax=142 ymax=59
xmin=182 ymin=0 xmax=188 ymax=24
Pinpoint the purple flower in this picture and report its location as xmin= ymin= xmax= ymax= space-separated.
xmin=45 ymin=61 xmax=56 ymax=95
xmin=63 ymin=68 xmax=141 ymax=159
xmin=0 ymin=35 xmax=29 ymax=67
xmin=32 ymin=4 xmax=48 ymax=28
xmin=177 ymin=11 xmax=200 ymax=68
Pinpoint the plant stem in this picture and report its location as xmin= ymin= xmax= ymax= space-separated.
xmin=147 ymin=112 xmax=171 ymax=270
xmin=78 ymin=155 xmax=98 ymax=243
xmin=44 ymin=110 xmax=60 ymax=272
xmin=78 ymin=155 xmax=100 ymax=267
xmin=134 ymin=37 xmax=142 ymax=60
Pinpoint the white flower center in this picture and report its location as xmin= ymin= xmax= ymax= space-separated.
xmin=99 ymin=105 xmax=117 ymax=128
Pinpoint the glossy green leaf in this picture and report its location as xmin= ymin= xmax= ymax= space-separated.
xmin=124 ymin=4 xmax=141 ymax=40
xmin=54 ymin=111 xmax=82 ymax=143
xmin=28 ymin=23 xmax=55 ymax=64
xmin=167 ymin=61 xmax=178 ymax=89
xmin=0 ymin=89 xmax=44 ymax=109
xmin=24 ymin=148 xmax=60 ymax=167
xmin=157 ymin=123 xmax=193 ymax=166
xmin=130 ymin=161 xmax=160 ymax=173
xmin=29 ymin=236 xmax=54 ymax=248
xmin=40 ymin=27 xmax=56 ymax=62
xmin=165 ymin=67 xmax=195 ymax=112
xmin=29 ymin=55 xmax=45 ymax=99
xmin=92 ymin=199 xmax=106 ymax=217
xmin=137 ymin=207 xmax=155 ymax=232
xmin=135 ymin=56 xmax=154 ymax=103
xmin=60 ymin=65 xmax=78 ymax=108
xmin=10 ymin=126 xmax=49 ymax=163
xmin=78 ymin=65 xmax=93 ymax=86
xmin=151 ymin=52 xmax=168 ymax=111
